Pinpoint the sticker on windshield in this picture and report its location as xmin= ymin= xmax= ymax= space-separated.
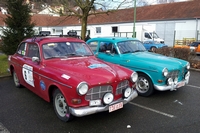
xmin=47 ymin=43 xmax=56 ymax=47
xmin=66 ymin=42 xmax=70 ymax=45
xmin=22 ymin=64 xmax=34 ymax=87
xmin=88 ymin=64 xmax=108 ymax=69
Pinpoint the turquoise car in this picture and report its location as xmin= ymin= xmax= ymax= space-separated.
xmin=86 ymin=37 xmax=190 ymax=96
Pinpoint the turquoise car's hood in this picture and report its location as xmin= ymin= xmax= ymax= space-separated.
xmin=121 ymin=52 xmax=187 ymax=70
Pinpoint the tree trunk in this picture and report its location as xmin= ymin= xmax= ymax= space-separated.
xmin=81 ymin=16 xmax=87 ymax=41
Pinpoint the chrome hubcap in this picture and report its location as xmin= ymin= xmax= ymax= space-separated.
xmin=137 ymin=77 xmax=149 ymax=93
xmin=55 ymin=94 xmax=67 ymax=117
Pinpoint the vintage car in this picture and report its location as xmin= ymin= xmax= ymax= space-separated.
xmin=174 ymin=41 xmax=200 ymax=55
xmin=8 ymin=36 xmax=138 ymax=122
xmin=143 ymin=40 xmax=168 ymax=52
xmin=86 ymin=37 xmax=190 ymax=97
xmin=188 ymin=41 xmax=200 ymax=54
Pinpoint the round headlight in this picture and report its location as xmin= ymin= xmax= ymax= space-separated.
xmin=77 ymin=82 xmax=88 ymax=95
xmin=162 ymin=68 xmax=168 ymax=77
xmin=131 ymin=72 xmax=138 ymax=82
xmin=185 ymin=71 xmax=190 ymax=80
xmin=186 ymin=62 xmax=190 ymax=70
xmin=167 ymin=78 xmax=173 ymax=86
xmin=123 ymin=87 xmax=132 ymax=98
xmin=174 ymin=77 xmax=178 ymax=84
xmin=103 ymin=93 xmax=114 ymax=105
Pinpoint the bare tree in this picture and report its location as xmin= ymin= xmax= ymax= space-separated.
xmin=51 ymin=0 xmax=134 ymax=41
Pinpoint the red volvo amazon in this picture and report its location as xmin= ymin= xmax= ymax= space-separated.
xmin=8 ymin=35 xmax=138 ymax=122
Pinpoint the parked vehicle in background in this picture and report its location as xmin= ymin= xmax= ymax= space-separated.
xmin=174 ymin=41 xmax=200 ymax=55
xmin=143 ymin=40 xmax=168 ymax=52
xmin=87 ymin=37 xmax=190 ymax=97
xmin=188 ymin=41 xmax=200 ymax=55
xmin=113 ymin=24 xmax=165 ymax=44
xmin=7 ymin=35 xmax=138 ymax=122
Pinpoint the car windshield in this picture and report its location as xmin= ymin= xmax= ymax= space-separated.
xmin=149 ymin=32 xmax=159 ymax=39
xmin=42 ymin=42 xmax=93 ymax=59
xmin=117 ymin=40 xmax=146 ymax=54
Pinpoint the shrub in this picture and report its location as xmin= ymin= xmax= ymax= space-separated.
xmin=155 ymin=47 xmax=200 ymax=69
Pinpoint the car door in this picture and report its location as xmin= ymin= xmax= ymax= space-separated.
xmin=13 ymin=42 xmax=28 ymax=86
xmin=143 ymin=41 xmax=151 ymax=50
xmin=22 ymin=43 xmax=41 ymax=95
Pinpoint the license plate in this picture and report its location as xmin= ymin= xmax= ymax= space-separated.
xmin=109 ymin=102 xmax=123 ymax=113
xmin=177 ymin=81 xmax=185 ymax=88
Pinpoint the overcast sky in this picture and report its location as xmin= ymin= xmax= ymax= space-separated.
xmin=97 ymin=0 xmax=191 ymax=10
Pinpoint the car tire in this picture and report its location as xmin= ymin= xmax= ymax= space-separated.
xmin=53 ymin=89 xmax=74 ymax=122
xmin=150 ymin=47 xmax=157 ymax=52
xmin=136 ymin=73 xmax=154 ymax=97
xmin=13 ymin=70 xmax=21 ymax=88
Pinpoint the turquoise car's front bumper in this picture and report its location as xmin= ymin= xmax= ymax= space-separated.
xmin=154 ymin=71 xmax=190 ymax=91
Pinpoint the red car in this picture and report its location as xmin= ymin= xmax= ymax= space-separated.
xmin=8 ymin=35 xmax=138 ymax=122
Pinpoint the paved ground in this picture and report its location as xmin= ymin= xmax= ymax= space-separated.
xmin=0 ymin=70 xmax=200 ymax=133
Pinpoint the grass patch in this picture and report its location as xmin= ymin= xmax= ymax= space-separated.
xmin=0 ymin=54 xmax=10 ymax=76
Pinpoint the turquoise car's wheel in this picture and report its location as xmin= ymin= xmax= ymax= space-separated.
xmin=13 ymin=70 xmax=21 ymax=88
xmin=53 ymin=89 xmax=74 ymax=122
xmin=136 ymin=73 xmax=154 ymax=96
xmin=150 ymin=46 xmax=157 ymax=52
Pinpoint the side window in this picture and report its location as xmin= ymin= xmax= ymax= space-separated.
xmin=99 ymin=42 xmax=118 ymax=54
xmin=17 ymin=42 xmax=27 ymax=56
xmin=27 ymin=43 xmax=40 ymax=58
xmin=88 ymin=41 xmax=98 ymax=53
xmin=112 ymin=26 xmax=118 ymax=33
xmin=96 ymin=27 xmax=101 ymax=33
xmin=145 ymin=33 xmax=152 ymax=39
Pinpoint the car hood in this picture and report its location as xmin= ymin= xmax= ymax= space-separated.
xmin=122 ymin=52 xmax=187 ymax=70
xmin=44 ymin=57 xmax=130 ymax=84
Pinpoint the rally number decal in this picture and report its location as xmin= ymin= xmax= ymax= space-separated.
xmin=22 ymin=64 xmax=34 ymax=87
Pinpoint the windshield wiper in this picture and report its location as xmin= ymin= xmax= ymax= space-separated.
xmin=45 ymin=56 xmax=60 ymax=59
xmin=122 ymin=51 xmax=133 ymax=54
xmin=66 ymin=53 xmax=85 ymax=57
xmin=134 ymin=50 xmax=145 ymax=52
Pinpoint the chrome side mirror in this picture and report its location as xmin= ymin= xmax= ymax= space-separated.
xmin=32 ymin=57 xmax=40 ymax=63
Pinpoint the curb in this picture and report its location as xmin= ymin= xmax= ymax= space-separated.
xmin=0 ymin=74 xmax=11 ymax=79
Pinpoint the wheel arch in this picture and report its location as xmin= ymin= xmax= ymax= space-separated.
xmin=48 ymin=85 xmax=58 ymax=103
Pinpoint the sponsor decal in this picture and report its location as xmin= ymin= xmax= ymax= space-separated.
xmin=22 ymin=64 xmax=34 ymax=87
xmin=61 ymin=74 xmax=70 ymax=80
xmin=88 ymin=64 xmax=108 ymax=69
xmin=40 ymin=80 xmax=46 ymax=91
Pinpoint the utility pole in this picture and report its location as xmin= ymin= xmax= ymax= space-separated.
xmin=133 ymin=0 xmax=136 ymax=38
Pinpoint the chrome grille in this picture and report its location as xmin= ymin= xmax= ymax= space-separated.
xmin=167 ymin=70 xmax=179 ymax=79
xmin=85 ymin=85 xmax=112 ymax=101
xmin=116 ymin=80 xmax=129 ymax=95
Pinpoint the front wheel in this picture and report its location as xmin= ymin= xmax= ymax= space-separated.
xmin=136 ymin=73 xmax=154 ymax=97
xmin=53 ymin=89 xmax=74 ymax=122
xmin=13 ymin=70 xmax=21 ymax=88
xmin=150 ymin=47 xmax=157 ymax=52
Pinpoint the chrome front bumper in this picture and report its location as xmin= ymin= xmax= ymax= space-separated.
xmin=69 ymin=90 xmax=138 ymax=117
xmin=154 ymin=77 xmax=190 ymax=91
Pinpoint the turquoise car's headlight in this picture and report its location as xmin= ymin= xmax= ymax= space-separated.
xmin=77 ymin=82 xmax=88 ymax=95
xmin=162 ymin=68 xmax=168 ymax=77
xmin=186 ymin=62 xmax=190 ymax=70
xmin=130 ymin=72 xmax=138 ymax=82
xmin=167 ymin=78 xmax=173 ymax=85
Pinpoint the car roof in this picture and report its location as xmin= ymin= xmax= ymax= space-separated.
xmin=87 ymin=37 xmax=139 ymax=43
xmin=23 ymin=36 xmax=84 ymax=45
